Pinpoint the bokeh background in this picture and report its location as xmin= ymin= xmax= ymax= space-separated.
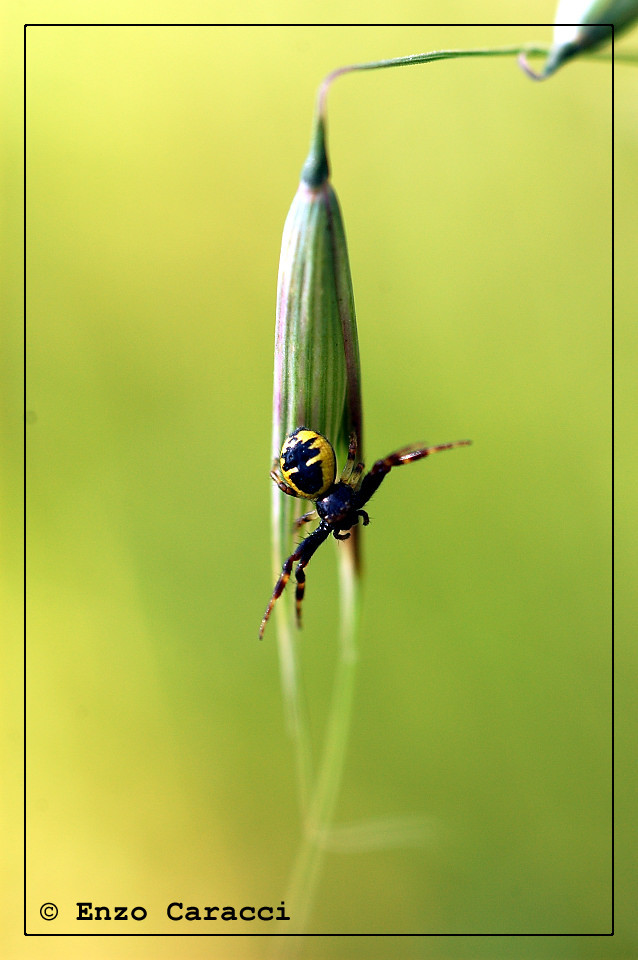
xmin=7 ymin=1 xmax=637 ymax=957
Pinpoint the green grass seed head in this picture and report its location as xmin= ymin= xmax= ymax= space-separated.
xmin=272 ymin=115 xmax=362 ymax=471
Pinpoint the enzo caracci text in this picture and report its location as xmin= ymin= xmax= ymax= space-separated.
xmin=75 ymin=901 xmax=291 ymax=921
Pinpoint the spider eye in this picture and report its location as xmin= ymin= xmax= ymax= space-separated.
xmin=280 ymin=427 xmax=337 ymax=499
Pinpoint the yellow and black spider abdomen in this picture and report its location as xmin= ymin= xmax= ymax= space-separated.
xmin=280 ymin=427 xmax=337 ymax=499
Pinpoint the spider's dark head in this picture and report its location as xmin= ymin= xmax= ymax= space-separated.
xmin=279 ymin=427 xmax=337 ymax=499
xmin=315 ymin=481 xmax=357 ymax=526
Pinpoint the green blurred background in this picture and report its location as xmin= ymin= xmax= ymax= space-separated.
xmin=7 ymin=1 xmax=636 ymax=957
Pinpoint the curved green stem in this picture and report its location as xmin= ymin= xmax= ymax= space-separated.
xmin=313 ymin=42 xmax=638 ymax=125
xmin=316 ymin=44 xmax=550 ymax=121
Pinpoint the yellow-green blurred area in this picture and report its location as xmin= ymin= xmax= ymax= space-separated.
xmin=13 ymin=3 xmax=636 ymax=958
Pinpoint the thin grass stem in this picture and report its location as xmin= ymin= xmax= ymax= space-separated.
xmin=275 ymin=547 xmax=360 ymax=950
xmin=271 ymin=479 xmax=314 ymax=821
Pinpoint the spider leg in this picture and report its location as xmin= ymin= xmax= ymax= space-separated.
xmin=270 ymin=463 xmax=300 ymax=498
xmin=259 ymin=523 xmax=331 ymax=639
xmin=333 ymin=529 xmax=351 ymax=541
xmin=349 ymin=461 xmax=365 ymax=489
xmin=294 ymin=509 xmax=318 ymax=529
xmin=294 ymin=558 xmax=311 ymax=628
xmin=356 ymin=439 xmax=471 ymax=507
xmin=339 ymin=432 xmax=359 ymax=485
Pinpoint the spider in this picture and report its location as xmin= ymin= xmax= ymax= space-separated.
xmin=259 ymin=426 xmax=470 ymax=639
